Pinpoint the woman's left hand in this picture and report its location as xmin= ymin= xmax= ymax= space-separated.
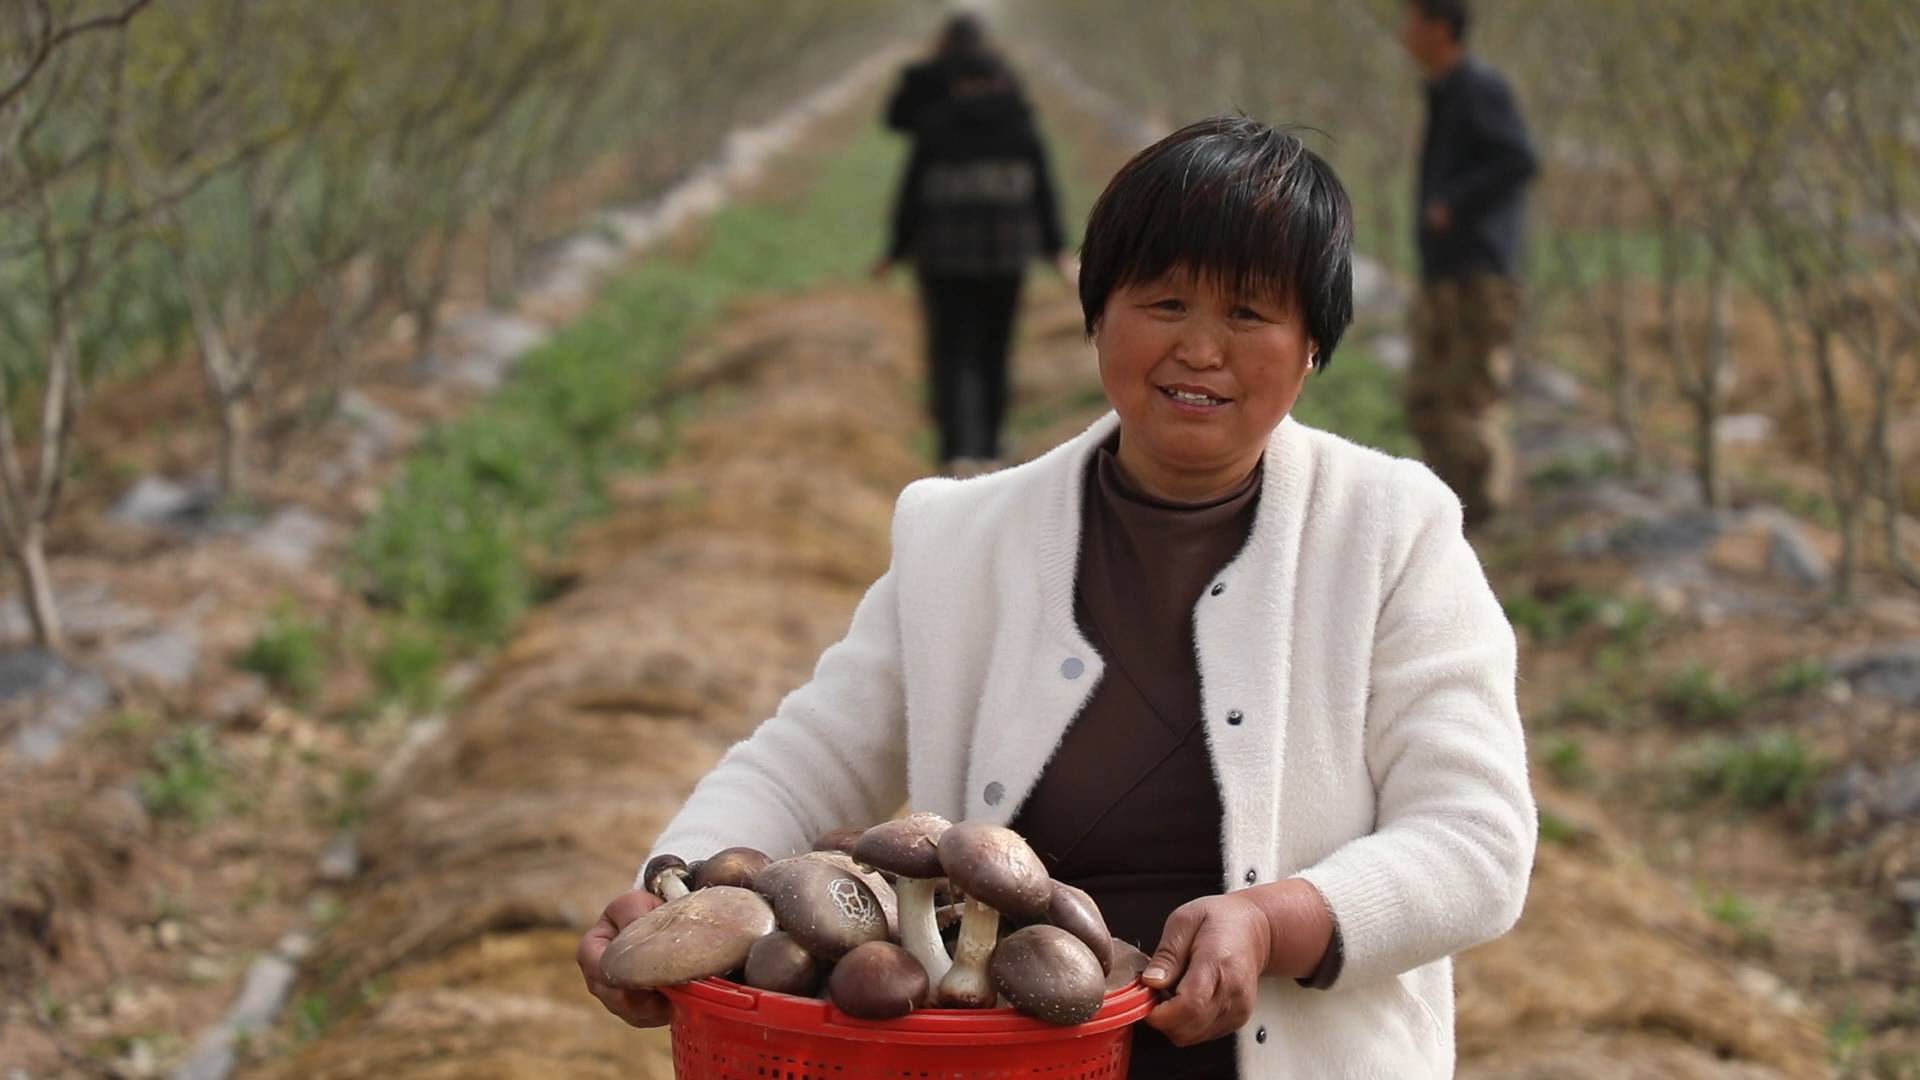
xmin=1140 ymin=893 xmax=1272 ymax=1046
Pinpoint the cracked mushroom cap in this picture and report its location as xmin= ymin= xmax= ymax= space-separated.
xmin=936 ymin=822 xmax=1053 ymax=919
xmin=1047 ymin=882 xmax=1115 ymax=975
xmin=852 ymin=813 xmax=950 ymax=879
xmin=758 ymin=857 xmax=889 ymax=961
xmin=792 ymin=851 xmax=899 ymax=937
xmin=829 ymin=941 xmax=930 ymax=1020
xmin=990 ymin=924 xmax=1106 ymax=1025
xmin=692 ymin=847 xmax=771 ymax=891
xmin=599 ymin=886 xmax=776 ymax=989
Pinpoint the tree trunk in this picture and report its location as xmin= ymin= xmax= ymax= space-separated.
xmin=1810 ymin=326 xmax=1862 ymax=603
xmin=1605 ymin=284 xmax=1641 ymax=476
xmin=1694 ymin=269 xmax=1731 ymax=508
xmin=1872 ymin=364 xmax=1920 ymax=588
xmin=14 ymin=524 xmax=63 ymax=651
xmin=217 ymin=394 xmax=251 ymax=504
xmin=485 ymin=203 xmax=517 ymax=308
xmin=409 ymin=231 xmax=458 ymax=378
xmin=1602 ymin=188 xmax=1642 ymax=476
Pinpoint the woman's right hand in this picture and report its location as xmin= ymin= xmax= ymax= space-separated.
xmin=578 ymin=888 xmax=669 ymax=1027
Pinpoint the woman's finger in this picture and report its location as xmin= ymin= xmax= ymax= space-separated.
xmin=1145 ymin=955 xmax=1220 ymax=1046
xmin=588 ymin=979 xmax=671 ymax=1027
xmin=577 ymin=916 xmax=616 ymax=979
xmin=1143 ymin=903 xmax=1205 ymax=990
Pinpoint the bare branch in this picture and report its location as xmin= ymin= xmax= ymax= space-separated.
xmin=0 ymin=0 xmax=152 ymax=112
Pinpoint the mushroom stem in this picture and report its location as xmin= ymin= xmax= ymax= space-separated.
xmin=656 ymin=872 xmax=689 ymax=901
xmin=935 ymin=897 xmax=1000 ymax=1008
xmin=895 ymin=877 xmax=951 ymax=985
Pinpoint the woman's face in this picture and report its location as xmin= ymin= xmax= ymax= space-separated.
xmin=1094 ymin=268 xmax=1315 ymax=502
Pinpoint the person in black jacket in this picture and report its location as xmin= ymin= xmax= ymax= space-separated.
xmin=875 ymin=18 xmax=1069 ymax=474
xmin=883 ymin=13 xmax=994 ymax=135
xmin=1400 ymin=0 xmax=1538 ymax=526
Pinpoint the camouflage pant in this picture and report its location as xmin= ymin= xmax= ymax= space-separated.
xmin=1406 ymin=274 xmax=1521 ymax=527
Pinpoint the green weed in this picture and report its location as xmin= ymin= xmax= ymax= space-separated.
xmin=1767 ymin=659 xmax=1831 ymax=698
xmin=1693 ymin=731 xmax=1821 ymax=810
xmin=1658 ymin=663 xmax=1746 ymax=725
xmin=238 ymin=604 xmax=328 ymax=705
xmin=138 ymin=727 xmax=226 ymax=824
xmin=370 ymin=623 xmax=445 ymax=713
xmin=1550 ymin=682 xmax=1632 ymax=728
xmin=292 ymin=992 xmax=331 ymax=1042
xmin=1537 ymin=809 xmax=1580 ymax=846
xmin=1540 ymin=735 xmax=1593 ymax=787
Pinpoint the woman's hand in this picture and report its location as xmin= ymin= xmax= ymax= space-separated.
xmin=1142 ymin=880 xmax=1336 ymax=1046
xmin=1141 ymin=893 xmax=1271 ymax=1046
xmin=577 ymin=888 xmax=670 ymax=1027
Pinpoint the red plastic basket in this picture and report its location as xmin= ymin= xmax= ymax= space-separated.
xmin=660 ymin=977 xmax=1156 ymax=1079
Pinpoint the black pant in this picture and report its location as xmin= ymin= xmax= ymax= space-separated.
xmin=916 ymin=271 xmax=1023 ymax=462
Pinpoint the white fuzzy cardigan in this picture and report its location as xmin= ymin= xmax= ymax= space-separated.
xmin=643 ymin=412 xmax=1536 ymax=1078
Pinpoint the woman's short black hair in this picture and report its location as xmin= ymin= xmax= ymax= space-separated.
xmin=1077 ymin=116 xmax=1354 ymax=369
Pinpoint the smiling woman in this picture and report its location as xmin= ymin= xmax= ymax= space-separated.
xmin=1077 ymin=117 xmax=1354 ymax=503
xmin=592 ymin=116 xmax=1533 ymax=1080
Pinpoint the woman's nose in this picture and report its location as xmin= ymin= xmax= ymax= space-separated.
xmin=1172 ymin=326 xmax=1226 ymax=369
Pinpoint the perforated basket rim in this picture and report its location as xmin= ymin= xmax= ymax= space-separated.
xmin=661 ymin=977 xmax=1155 ymax=1047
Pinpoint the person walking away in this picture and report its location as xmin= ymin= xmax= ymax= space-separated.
xmin=1400 ymin=0 xmax=1538 ymax=526
xmin=884 ymin=13 xmax=998 ymax=135
xmin=875 ymin=37 xmax=1069 ymax=475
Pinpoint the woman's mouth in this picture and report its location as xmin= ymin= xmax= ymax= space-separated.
xmin=1158 ymin=385 xmax=1230 ymax=411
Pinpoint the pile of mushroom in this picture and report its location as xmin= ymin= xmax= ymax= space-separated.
xmin=599 ymin=814 xmax=1129 ymax=1026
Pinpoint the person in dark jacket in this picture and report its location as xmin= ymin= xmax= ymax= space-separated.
xmin=1400 ymin=0 xmax=1538 ymax=526
xmin=875 ymin=18 xmax=1069 ymax=474
xmin=883 ymin=13 xmax=998 ymax=135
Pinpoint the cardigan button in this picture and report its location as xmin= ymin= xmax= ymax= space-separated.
xmin=1256 ymin=1026 xmax=1268 ymax=1044
xmin=1210 ymin=582 xmax=1226 ymax=596
xmin=1226 ymin=709 xmax=1244 ymax=726
xmin=1243 ymin=867 xmax=1257 ymax=885
xmin=984 ymin=781 xmax=1005 ymax=806
xmin=1060 ymin=657 xmax=1085 ymax=680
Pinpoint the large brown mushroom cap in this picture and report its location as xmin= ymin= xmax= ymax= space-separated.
xmin=936 ymin=822 xmax=1052 ymax=919
xmin=829 ymin=941 xmax=930 ymax=1020
xmin=600 ymin=886 xmax=776 ymax=989
xmin=759 ymin=858 xmax=888 ymax=961
xmin=743 ymin=930 xmax=822 ymax=997
xmin=692 ymin=846 xmax=771 ymax=891
xmin=989 ymin=925 xmax=1106 ymax=1025
xmin=1046 ymin=882 xmax=1115 ymax=975
xmin=794 ymin=851 xmax=899 ymax=938
xmin=851 ymin=813 xmax=949 ymax=879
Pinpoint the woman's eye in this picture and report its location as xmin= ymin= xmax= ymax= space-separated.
xmin=1232 ymin=306 xmax=1266 ymax=321
xmin=1151 ymin=299 xmax=1184 ymax=312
